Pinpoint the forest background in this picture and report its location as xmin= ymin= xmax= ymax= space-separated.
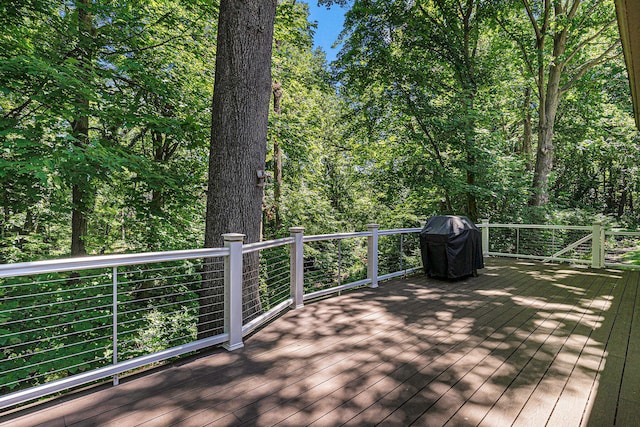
xmin=1 ymin=0 xmax=638 ymax=264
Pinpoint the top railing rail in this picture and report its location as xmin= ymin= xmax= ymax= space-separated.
xmin=605 ymin=230 xmax=640 ymax=236
xmin=303 ymin=231 xmax=371 ymax=242
xmin=0 ymin=229 xmax=416 ymax=278
xmin=0 ymin=225 xmax=423 ymax=411
xmin=2 ymin=223 xmax=634 ymax=280
xmin=0 ymin=247 xmax=230 ymax=278
xmin=480 ymin=221 xmax=599 ymax=267
xmin=242 ymin=237 xmax=294 ymax=254
xmin=379 ymin=227 xmax=422 ymax=235
xmin=481 ymin=223 xmax=593 ymax=231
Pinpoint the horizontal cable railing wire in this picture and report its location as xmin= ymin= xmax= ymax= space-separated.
xmin=115 ymin=258 xmax=222 ymax=362
xmin=0 ymin=250 xmax=228 ymax=410
xmin=604 ymin=230 xmax=640 ymax=268
xmin=378 ymin=227 xmax=422 ymax=236
xmin=486 ymin=224 xmax=593 ymax=264
xmin=378 ymin=230 xmax=423 ymax=280
xmin=241 ymin=244 xmax=290 ymax=325
xmin=303 ymin=236 xmax=368 ymax=300
xmin=241 ymin=239 xmax=293 ymax=336
xmin=302 ymin=231 xmax=370 ymax=242
xmin=0 ymin=268 xmax=114 ymax=396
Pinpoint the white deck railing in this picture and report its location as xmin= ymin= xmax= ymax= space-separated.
xmin=1 ymin=220 xmax=639 ymax=410
xmin=479 ymin=221 xmax=599 ymax=266
xmin=479 ymin=221 xmax=640 ymax=270
xmin=0 ymin=226 xmax=422 ymax=410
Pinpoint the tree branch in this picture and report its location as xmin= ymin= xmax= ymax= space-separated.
xmin=3 ymin=47 xmax=81 ymax=120
xmin=562 ymin=18 xmax=616 ymax=66
xmin=572 ymin=0 xmax=606 ymax=32
xmin=560 ymin=41 xmax=621 ymax=93
xmin=496 ymin=16 xmax=536 ymax=78
xmin=541 ymin=0 xmax=551 ymax=35
xmin=522 ymin=0 xmax=542 ymax=40
xmin=567 ymin=0 xmax=581 ymax=19
xmin=101 ymin=33 xmax=185 ymax=56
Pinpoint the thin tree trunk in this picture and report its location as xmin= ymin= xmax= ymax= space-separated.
xmin=272 ymin=81 xmax=283 ymax=232
xmin=461 ymin=6 xmax=478 ymax=221
xmin=71 ymin=179 xmax=89 ymax=255
xmin=199 ymin=0 xmax=277 ymax=339
xmin=619 ymin=187 xmax=626 ymax=218
xmin=150 ymin=130 xmax=170 ymax=215
xmin=530 ymin=25 xmax=567 ymax=206
xmin=607 ymin=166 xmax=615 ymax=213
xmin=463 ymin=86 xmax=478 ymax=221
xmin=522 ymin=86 xmax=533 ymax=171
xmin=70 ymin=0 xmax=93 ymax=256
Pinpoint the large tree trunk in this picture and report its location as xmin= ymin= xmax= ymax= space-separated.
xmin=530 ymin=117 xmax=556 ymax=206
xmin=199 ymin=0 xmax=277 ymax=339
xmin=530 ymin=68 xmax=563 ymax=205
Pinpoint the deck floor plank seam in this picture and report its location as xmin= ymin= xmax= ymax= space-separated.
xmin=266 ymin=277 xmax=537 ymax=426
xmin=447 ymin=265 xmax=621 ymax=427
xmin=67 ymin=278 xmax=480 ymax=426
xmin=329 ymin=264 xmax=573 ymax=426
xmin=422 ymin=267 xmax=612 ymax=427
xmin=540 ymin=273 xmax=620 ymax=427
xmin=393 ymin=263 xmax=608 ymax=426
xmin=477 ymin=268 xmax=616 ymax=427
xmin=179 ymin=266 xmax=531 ymax=426
xmin=132 ymin=273 xmax=506 ymax=426
xmin=580 ymin=268 xmax=636 ymax=427
xmin=232 ymin=264 xmax=536 ymax=424
xmin=509 ymin=270 xmax=613 ymax=426
xmin=613 ymin=269 xmax=640 ymax=424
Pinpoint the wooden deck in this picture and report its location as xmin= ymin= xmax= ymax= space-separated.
xmin=2 ymin=258 xmax=640 ymax=426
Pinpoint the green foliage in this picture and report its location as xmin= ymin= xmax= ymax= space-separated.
xmin=0 ymin=0 xmax=215 ymax=261
xmin=132 ymin=308 xmax=197 ymax=356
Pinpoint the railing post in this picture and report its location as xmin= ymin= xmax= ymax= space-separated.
xmin=338 ymin=239 xmax=342 ymax=286
xmin=223 ymin=233 xmax=245 ymax=351
xmin=289 ymin=227 xmax=305 ymax=309
xmin=400 ymin=234 xmax=404 ymax=273
xmin=481 ymin=219 xmax=489 ymax=256
xmin=112 ymin=266 xmax=119 ymax=386
xmin=591 ymin=222 xmax=604 ymax=269
xmin=367 ymin=224 xmax=379 ymax=288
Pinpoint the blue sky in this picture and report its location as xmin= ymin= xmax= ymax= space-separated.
xmin=304 ymin=2 xmax=349 ymax=63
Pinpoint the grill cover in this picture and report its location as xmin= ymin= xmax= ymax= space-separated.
xmin=420 ymin=215 xmax=484 ymax=279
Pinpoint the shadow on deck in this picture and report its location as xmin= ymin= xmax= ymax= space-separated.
xmin=1 ymin=258 xmax=639 ymax=426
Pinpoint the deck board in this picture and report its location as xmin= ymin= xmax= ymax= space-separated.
xmin=1 ymin=258 xmax=639 ymax=427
